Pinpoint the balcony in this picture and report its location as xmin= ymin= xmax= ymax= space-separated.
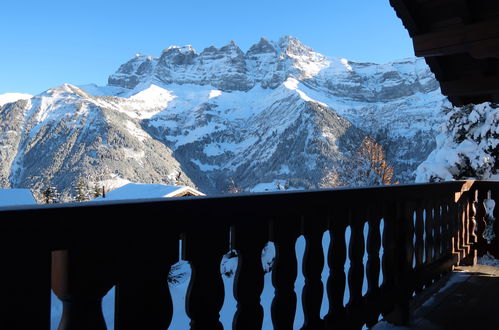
xmin=0 ymin=180 xmax=498 ymax=329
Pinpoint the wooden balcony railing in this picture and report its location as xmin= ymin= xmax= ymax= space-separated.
xmin=0 ymin=180 xmax=497 ymax=330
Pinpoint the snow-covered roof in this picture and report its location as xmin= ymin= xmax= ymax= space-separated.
xmin=0 ymin=189 xmax=37 ymax=207
xmin=93 ymin=183 xmax=204 ymax=201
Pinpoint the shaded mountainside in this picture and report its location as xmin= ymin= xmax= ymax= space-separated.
xmin=0 ymin=36 xmax=449 ymax=198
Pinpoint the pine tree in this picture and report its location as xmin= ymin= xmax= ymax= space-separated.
xmin=93 ymin=183 xmax=102 ymax=198
xmin=416 ymin=103 xmax=499 ymax=182
xmin=74 ymin=178 xmax=90 ymax=202
xmin=43 ymin=186 xmax=61 ymax=204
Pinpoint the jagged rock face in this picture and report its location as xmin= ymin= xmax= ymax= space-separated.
xmin=0 ymin=36 xmax=450 ymax=196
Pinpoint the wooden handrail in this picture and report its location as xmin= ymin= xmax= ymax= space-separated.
xmin=0 ymin=180 xmax=496 ymax=329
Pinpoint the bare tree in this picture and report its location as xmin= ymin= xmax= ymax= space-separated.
xmin=323 ymin=136 xmax=397 ymax=188
xmin=352 ymin=136 xmax=396 ymax=186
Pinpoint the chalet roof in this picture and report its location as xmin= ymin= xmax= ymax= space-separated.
xmin=93 ymin=183 xmax=205 ymax=201
xmin=390 ymin=0 xmax=499 ymax=106
xmin=0 ymin=189 xmax=37 ymax=207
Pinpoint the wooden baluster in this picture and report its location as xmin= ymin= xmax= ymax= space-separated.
xmin=462 ymin=196 xmax=470 ymax=260
xmin=115 ymin=232 xmax=178 ymax=330
xmin=468 ymin=190 xmax=478 ymax=265
xmin=183 ymin=227 xmax=229 ymax=330
xmin=457 ymin=198 xmax=466 ymax=262
xmin=270 ymin=217 xmax=300 ymax=329
xmin=231 ymin=221 xmax=267 ymax=330
xmin=442 ymin=199 xmax=451 ymax=257
xmin=324 ymin=209 xmax=348 ymax=329
xmin=424 ymin=202 xmax=434 ymax=267
xmin=300 ymin=215 xmax=326 ymax=330
xmin=443 ymin=200 xmax=453 ymax=256
xmin=403 ymin=204 xmax=415 ymax=293
xmin=52 ymin=247 xmax=116 ymax=330
xmin=433 ymin=201 xmax=442 ymax=261
xmin=346 ymin=208 xmax=366 ymax=330
xmin=380 ymin=203 xmax=396 ymax=318
xmin=414 ymin=201 xmax=425 ymax=292
xmin=365 ymin=205 xmax=382 ymax=328
xmin=384 ymin=202 xmax=410 ymax=326
xmin=450 ymin=199 xmax=461 ymax=265
xmin=489 ymin=187 xmax=499 ymax=258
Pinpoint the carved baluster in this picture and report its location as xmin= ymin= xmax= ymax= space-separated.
xmin=324 ymin=210 xmax=348 ymax=329
xmin=52 ymin=248 xmax=116 ymax=330
xmin=457 ymin=198 xmax=466 ymax=261
xmin=424 ymin=202 xmax=434 ymax=266
xmin=270 ymin=217 xmax=300 ymax=329
xmin=450 ymin=199 xmax=461 ymax=264
xmin=384 ymin=202 xmax=410 ymax=326
xmin=414 ymin=201 xmax=425 ymax=277
xmin=469 ymin=190 xmax=478 ymax=265
xmin=183 ymin=227 xmax=229 ymax=330
xmin=346 ymin=208 xmax=366 ymax=329
xmin=443 ymin=198 xmax=458 ymax=261
xmin=442 ymin=199 xmax=451 ymax=257
xmin=403 ymin=204 xmax=415 ymax=292
xmin=365 ymin=204 xmax=382 ymax=327
xmin=231 ymin=221 xmax=267 ymax=330
xmin=380 ymin=203 xmax=396 ymax=317
xmin=463 ymin=197 xmax=470 ymax=256
xmin=433 ymin=201 xmax=442 ymax=261
xmin=115 ymin=232 xmax=178 ymax=330
xmin=443 ymin=200 xmax=453 ymax=255
xmin=300 ymin=215 xmax=326 ymax=330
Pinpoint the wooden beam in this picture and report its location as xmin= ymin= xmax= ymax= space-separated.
xmin=413 ymin=20 xmax=499 ymax=58
xmin=440 ymin=75 xmax=499 ymax=96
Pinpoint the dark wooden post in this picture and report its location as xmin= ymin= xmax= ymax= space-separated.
xmin=345 ymin=208 xmax=367 ymax=330
xmin=52 ymin=248 xmax=115 ymax=330
xmin=424 ymin=201 xmax=434 ymax=267
xmin=231 ymin=220 xmax=268 ymax=330
xmin=468 ymin=189 xmax=478 ymax=265
xmin=300 ymin=215 xmax=326 ymax=330
xmin=384 ymin=202 xmax=411 ymax=326
xmin=433 ymin=201 xmax=443 ymax=261
xmin=413 ymin=201 xmax=424 ymax=293
xmin=365 ymin=205 xmax=382 ymax=327
xmin=183 ymin=227 xmax=229 ymax=330
xmin=114 ymin=232 xmax=178 ymax=330
xmin=270 ymin=217 xmax=300 ymax=329
xmin=324 ymin=209 xmax=348 ymax=329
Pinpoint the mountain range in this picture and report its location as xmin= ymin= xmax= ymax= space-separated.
xmin=0 ymin=36 xmax=450 ymax=199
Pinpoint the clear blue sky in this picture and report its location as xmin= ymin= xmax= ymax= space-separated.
xmin=0 ymin=0 xmax=414 ymax=95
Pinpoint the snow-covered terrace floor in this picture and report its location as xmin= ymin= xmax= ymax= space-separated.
xmin=373 ymin=263 xmax=499 ymax=330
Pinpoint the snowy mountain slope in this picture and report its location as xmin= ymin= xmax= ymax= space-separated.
xmin=0 ymin=84 xmax=193 ymax=198
xmin=141 ymin=82 xmax=365 ymax=192
xmin=0 ymin=36 xmax=449 ymax=196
